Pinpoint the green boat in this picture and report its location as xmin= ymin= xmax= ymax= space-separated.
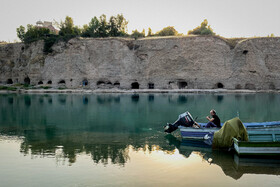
xmin=233 ymin=129 xmax=280 ymax=156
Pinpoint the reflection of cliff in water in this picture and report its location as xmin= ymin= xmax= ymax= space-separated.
xmin=165 ymin=134 xmax=280 ymax=180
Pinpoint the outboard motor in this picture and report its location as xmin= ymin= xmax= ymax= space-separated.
xmin=164 ymin=111 xmax=195 ymax=133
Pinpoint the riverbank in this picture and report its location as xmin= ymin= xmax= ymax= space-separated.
xmin=0 ymin=88 xmax=279 ymax=94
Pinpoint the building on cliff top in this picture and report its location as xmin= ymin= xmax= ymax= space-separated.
xmin=36 ymin=21 xmax=58 ymax=34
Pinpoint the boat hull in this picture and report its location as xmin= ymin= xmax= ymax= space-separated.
xmin=233 ymin=138 xmax=280 ymax=156
xmin=179 ymin=122 xmax=280 ymax=140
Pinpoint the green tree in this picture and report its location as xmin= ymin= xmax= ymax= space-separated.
xmin=59 ymin=16 xmax=80 ymax=36
xmin=156 ymin=26 xmax=178 ymax=36
xmin=141 ymin=29 xmax=145 ymax=37
xmin=131 ymin=29 xmax=145 ymax=39
xmin=16 ymin=25 xmax=26 ymax=42
xmin=147 ymin=27 xmax=153 ymax=37
xmin=98 ymin=14 xmax=108 ymax=37
xmin=188 ymin=19 xmax=215 ymax=36
xmin=108 ymin=16 xmax=118 ymax=37
xmin=23 ymin=25 xmax=51 ymax=43
xmin=115 ymin=14 xmax=128 ymax=36
xmin=81 ymin=17 xmax=100 ymax=37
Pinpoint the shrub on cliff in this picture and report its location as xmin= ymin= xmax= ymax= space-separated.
xmin=16 ymin=24 xmax=51 ymax=43
xmin=81 ymin=14 xmax=128 ymax=38
xmin=130 ymin=29 xmax=145 ymax=39
xmin=59 ymin=16 xmax=81 ymax=37
xmin=155 ymin=26 xmax=179 ymax=36
xmin=188 ymin=19 xmax=215 ymax=36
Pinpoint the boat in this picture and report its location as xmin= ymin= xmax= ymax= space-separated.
xmin=165 ymin=111 xmax=280 ymax=139
xmin=233 ymin=129 xmax=280 ymax=156
xmin=179 ymin=123 xmax=280 ymax=140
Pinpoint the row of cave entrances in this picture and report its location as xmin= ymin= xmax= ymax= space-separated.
xmin=5 ymin=78 xmax=221 ymax=89
xmin=6 ymin=78 xmax=273 ymax=90
xmin=5 ymin=78 xmax=150 ymax=89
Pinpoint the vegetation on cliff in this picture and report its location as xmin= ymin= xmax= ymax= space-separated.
xmin=188 ymin=19 xmax=215 ymax=36
xmin=16 ymin=15 xmax=217 ymax=53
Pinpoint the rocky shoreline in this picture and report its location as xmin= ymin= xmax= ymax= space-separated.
xmin=0 ymin=88 xmax=279 ymax=94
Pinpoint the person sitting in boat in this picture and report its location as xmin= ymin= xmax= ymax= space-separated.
xmin=206 ymin=109 xmax=221 ymax=128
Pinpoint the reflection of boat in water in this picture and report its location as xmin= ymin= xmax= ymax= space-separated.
xmin=165 ymin=134 xmax=280 ymax=180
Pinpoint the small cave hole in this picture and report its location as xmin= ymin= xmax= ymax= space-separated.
xmin=245 ymin=83 xmax=256 ymax=90
xmin=58 ymin=80 xmax=65 ymax=84
xmin=148 ymin=83 xmax=154 ymax=89
xmin=47 ymin=80 xmax=52 ymax=84
xmin=217 ymin=82 xmax=224 ymax=88
xmin=178 ymin=81 xmax=188 ymax=89
xmin=24 ymin=77 xmax=30 ymax=85
xmin=114 ymin=82 xmax=120 ymax=87
xmin=82 ymin=79 xmax=88 ymax=86
xmin=235 ymin=84 xmax=242 ymax=89
xmin=243 ymin=50 xmax=248 ymax=55
xmin=97 ymin=81 xmax=105 ymax=85
xmin=131 ymin=82 xmax=139 ymax=89
xmin=7 ymin=79 xmax=13 ymax=84
xmin=38 ymin=81 xmax=43 ymax=85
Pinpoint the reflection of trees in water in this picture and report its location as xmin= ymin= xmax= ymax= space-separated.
xmin=2 ymin=126 xmax=280 ymax=179
xmin=17 ymin=127 xmax=174 ymax=166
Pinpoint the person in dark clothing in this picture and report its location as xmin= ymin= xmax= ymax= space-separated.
xmin=206 ymin=109 xmax=221 ymax=128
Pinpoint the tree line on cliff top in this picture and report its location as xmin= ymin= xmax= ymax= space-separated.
xmin=16 ymin=14 xmax=215 ymax=53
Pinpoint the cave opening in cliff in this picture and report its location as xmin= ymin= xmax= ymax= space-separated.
xmin=82 ymin=79 xmax=88 ymax=86
xmin=114 ymin=82 xmax=120 ymax=87
xmin=131 ymin=82 xmax=139 ymax=89
xmin=243 ymin=50 xmax=248 ymax=55
xmin=47 ymin=80 xmax=52 ymax=84
xmin=58 ymin=80 xmax=65 ymax=84
xmin=97 ymin=81 xmax=105 ymax=85
xmin=38 ymin=81 xmax=43 ymax=85
xmin=245 ymin=83 xmax=255 ymax=90
xmin=7 ymin=79 xmax=13 ymax=84
xmin=217 ymin=82 xmax=224 ymax=88
xmin=148 ymin=83 xmax=154 ymax=89
xmin=24 ymin=77 xmax=30 ymax=85
xmin=235 ymin=84 xmax=242 ymax=89
xmin=178 ymin=81 xmax=188 ymax=89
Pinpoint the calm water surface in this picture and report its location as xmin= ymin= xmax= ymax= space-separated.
xmin=0 ymin=93 xmax=280 ymax=187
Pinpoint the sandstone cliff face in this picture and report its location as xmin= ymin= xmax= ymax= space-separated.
xmin=0 ymin=36 xmax=279 ymax=90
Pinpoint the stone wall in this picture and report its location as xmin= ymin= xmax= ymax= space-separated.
xmin=0 ymin=36 xmax=280 ymax=90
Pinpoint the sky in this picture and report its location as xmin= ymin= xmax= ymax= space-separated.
xmin=1 ymin=0 xmax=280 ymax=42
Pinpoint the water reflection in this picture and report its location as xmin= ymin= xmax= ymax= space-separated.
xmin=131 ymin=94 xmax=140 ymax=102
xmin=24 ymin=95 xmax=31 ymax=107
xmin=1 ymin=93 xmax=280 ymax=180
xmin=2 ymin=126 xmax=280 ymax=180
xmin=165 ymin=134 xmax=280 ymax=180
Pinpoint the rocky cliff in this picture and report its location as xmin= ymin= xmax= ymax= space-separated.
xmin=0 ymin=36 xmax=280 ymax=90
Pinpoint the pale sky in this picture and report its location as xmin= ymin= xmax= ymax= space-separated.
xmin=1 ymin=0 xmax=280 ymax=42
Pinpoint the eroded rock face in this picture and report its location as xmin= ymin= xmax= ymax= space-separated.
xmin=0 ymin=36 xmax=280 ymax=90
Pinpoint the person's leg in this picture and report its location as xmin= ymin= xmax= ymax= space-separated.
xmin=206 ymin=122 xmax=217 ymax=128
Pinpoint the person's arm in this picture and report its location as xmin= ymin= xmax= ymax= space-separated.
xmin=206 ymin=116 xmax=214 ymax=122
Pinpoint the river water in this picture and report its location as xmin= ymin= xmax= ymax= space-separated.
xmin=0 ymin=93 xmax=280 ymax=186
